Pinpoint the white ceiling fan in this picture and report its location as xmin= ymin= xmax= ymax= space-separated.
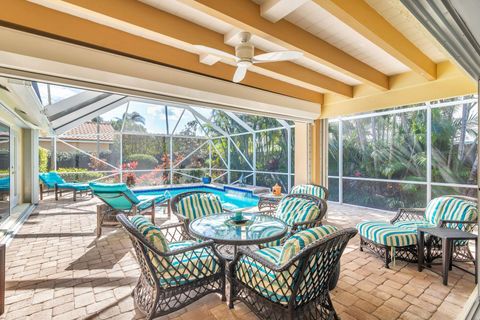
xmin=194 ymin=32 xmax=303 ymax=83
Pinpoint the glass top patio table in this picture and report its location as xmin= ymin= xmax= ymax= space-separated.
xmin=188 ymin=212 xmax=288 ymax=246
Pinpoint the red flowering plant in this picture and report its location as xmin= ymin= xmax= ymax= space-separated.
xmin=122 ymin=161 xmax=138 ymax=187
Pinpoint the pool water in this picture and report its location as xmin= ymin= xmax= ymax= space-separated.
xmin=134 ymin=185 xmax=259 ymax=211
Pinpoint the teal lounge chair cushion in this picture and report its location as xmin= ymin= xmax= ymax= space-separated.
xmin=39 ymin=172 xmax=66 ymax=188
xmin=56 ymin=182 xmax=90 ymax=191
xmin=90 ymin=183 xmax=166 ymax=211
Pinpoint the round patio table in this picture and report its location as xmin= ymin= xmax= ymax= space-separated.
xmin=189 ymin=212 xmax=288 ymax=259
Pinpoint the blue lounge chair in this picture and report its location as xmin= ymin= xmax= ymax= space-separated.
xmin=90 ymin=182 xmax=167 ymax=237
xmin=39 ymin=172 xmax=90 ymax=201
xmin=0 ymin=176 xmax=9 ymax=200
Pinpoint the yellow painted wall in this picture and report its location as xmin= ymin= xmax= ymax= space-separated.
xmin=321 ymin=61 xmax=477 ymax=118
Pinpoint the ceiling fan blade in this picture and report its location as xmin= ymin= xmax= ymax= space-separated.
xmin=193 ymin=45 xmax=237 ymax=61
xmin=233 ymin=66 xmax=247 ymax=83
xmin=253 ymin=50 xmax=303 ymax=62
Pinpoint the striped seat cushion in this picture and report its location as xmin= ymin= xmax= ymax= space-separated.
xmin=425 ymin=196 xmax=451 ymax=225
xmin=357 ymin=221 xmax=417 ymax=247
xmin=237 ymin=246 xmax=295 ymax=304
xmin=279 ymin=225 xmax=339 ymax=264
xmin=275 ymin=197 xmax=321 ymax=226
xmin=131 ymin=215 xmax=170 ymax=271
xmin=237 ymin=226 xmax=338 ymax=305
xmin=158 ymin=240 xmax=219 ymax=288
xmin=438 ymin=197 xmax=477 ymax=228
xmin=291 ymin=184 xmax=326 ymax=199
xmin=177 ymin=193 xmax=223 ymax=221
xmin=393 ymin=220 xmax=436 ymax=230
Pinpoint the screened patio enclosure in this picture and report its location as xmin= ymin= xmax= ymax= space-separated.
xmin=36 ymin=83 xmax=295 ymax=191
xmin=328 ymin=94 xmax=478 ymax=211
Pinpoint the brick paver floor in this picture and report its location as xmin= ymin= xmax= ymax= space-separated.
xmin=0 ymin=196 xmax=475 ymax=319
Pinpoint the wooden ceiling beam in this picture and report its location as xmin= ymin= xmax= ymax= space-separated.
xmin=0 ymin=0 xmax=323 ymax=104
xmin=260 ymin=0 xmax=309 ymax=23
xmin=180 ymin=0 xmax=390 ymax=90
xmin=314 ymin=0 xmax=437 ymax=80
xmin=35 ymin=0 xmax=352 ymax=97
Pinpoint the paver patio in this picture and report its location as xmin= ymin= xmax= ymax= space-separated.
xmin=0 ymin=196 xmax=475 ymax=320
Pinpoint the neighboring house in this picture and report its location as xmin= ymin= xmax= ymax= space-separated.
xmin=39 ymin=122 xmax=115 ymax=153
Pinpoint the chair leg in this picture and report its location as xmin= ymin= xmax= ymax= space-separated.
xmin=55 ymin=185 xmax=59 ymax=201
xmin=359 ymin=237 xmax=364 ymax=252
xmin=39 ymin=184 xmax=43 ymax=200
xmin=151 ymin=202 xmax=156 ymax=224
xmin=385 ymin=246 xmax=391 ymax=269
xmin=73 ymin=190 xmax=77 ymax=202
xmin=96 ymin=206 xmax=102 ymax=238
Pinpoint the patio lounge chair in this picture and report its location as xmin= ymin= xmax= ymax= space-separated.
xmin=39 ymin=172 xmax=90 ymax=201
xmin=0 ymin=176 xmax=9 ymax=200
xmin=290 ymin=183 xmax=329 ymax=200
xmin=229 ymin=225 xmax=357 ymax=320
xmin=260 ymin=194 xmax=327 ymax=247
xmin=117 ymin=214 xmax=224 ymax=319
xmin=357 ymin=195 xmax=477 ymax=268
xmin=90 ymin=182 xmax=167 ymax=237
xmin=170 ymin=191 xmax=224 ymax=229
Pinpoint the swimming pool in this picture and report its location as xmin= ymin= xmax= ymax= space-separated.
xmin=134 ymin=185 xmax=259 ymax=211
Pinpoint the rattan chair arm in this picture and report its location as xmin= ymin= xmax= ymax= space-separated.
xmin=292 ymin=218 xmax=322 ymax=229
xmin=390 ymin=208 xmax=425 ymax=224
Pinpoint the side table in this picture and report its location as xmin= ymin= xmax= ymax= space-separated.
xmin=258 ymin=193 xmax=286 ymax=211
xmin=417 ymin=227 xmax=477 ymax=285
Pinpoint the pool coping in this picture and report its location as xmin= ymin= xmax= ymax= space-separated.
xmin=132 ymin=183 xmax=269 ymax=198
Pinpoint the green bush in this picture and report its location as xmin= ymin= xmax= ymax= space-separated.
xmin=39 ymin=147 xmax=49 ymax=173
xmin=124 ymin=154 xmax=158 ymax=170
xmin=56 ymin=168 xmax=103 ymax=183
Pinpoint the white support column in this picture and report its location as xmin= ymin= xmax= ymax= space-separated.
xmin=52 ymin=136 xmax=57 ymax=171
xmin=169 ymin=136 xmax=173 ymax=184
xmin=227 ymin=138 xmax=231 ymax=184
xmin=119 ymin=134 xmax=123 ymax=182
xmin=426 ymin=103 xmax=432 ymax=203
xmin=338 ymin=120 xmax=344 ymax=204
xmin=287 ymin=126 xmax=292 ymax=192
xmin=253 ymin=132 xmax=257 ymax=186
xmin=208 ymin=140 xmax=212 ymax=177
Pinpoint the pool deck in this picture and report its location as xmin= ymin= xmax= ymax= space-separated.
xmin=0 ymin=196 xmax=475 ymax=320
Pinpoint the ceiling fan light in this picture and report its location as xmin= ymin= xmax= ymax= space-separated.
xmin=237 ymin=60 xmax=252 ymax=68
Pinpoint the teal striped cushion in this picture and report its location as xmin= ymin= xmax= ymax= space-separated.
xmin=393 ymin=220 xmax=436 ymax=230
xmin=357 ymin=221 xmax=417 ymax=247
xmin=131 ymin=215 xmax=170 ymax=271
xmin=279 ymin=225 xmax=338 ymax=264
xmin=177 ymin=193 xmax=223 ymax=221
xmin=425 ymin=196 xmax=449 ymax=225
xmin=159 ymin=240 xmax=219 ymax=288
xmin=291 ymin=184 xmax=325 ymax=199
xmin=438 ymin=197 xmax=477 ymax=227
xmin=275 ymin=197 xmax=321 ymax=226
xmin=237 ymin=246 xmax=295 ymax=304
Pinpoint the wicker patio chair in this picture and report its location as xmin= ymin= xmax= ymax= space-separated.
xmin=229 ymin=226 xmax=357 ymax=320
xmin=357 ymin=195 xmax=477 ymax=268
xmin=259 ymin=194 xmax=328 ymax=247
xmin=170 ymin=191 xmax=224 ymax=229
xmin=290 ymin=184 xmax=329 ymax=201
xmin=117 ymin=214 xmax=225 ymax=319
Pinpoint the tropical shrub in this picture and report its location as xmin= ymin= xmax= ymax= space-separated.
xmin=124 ymin=154 xmax=158 ymax=170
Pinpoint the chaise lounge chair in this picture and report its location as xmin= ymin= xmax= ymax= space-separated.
xmin=39 ymin=172 xmax=90 ymax=201
xmin=357 ymin=195 xmax=477 ymax=268
xmin=90 ymin=182 xmax=167 ymax=237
